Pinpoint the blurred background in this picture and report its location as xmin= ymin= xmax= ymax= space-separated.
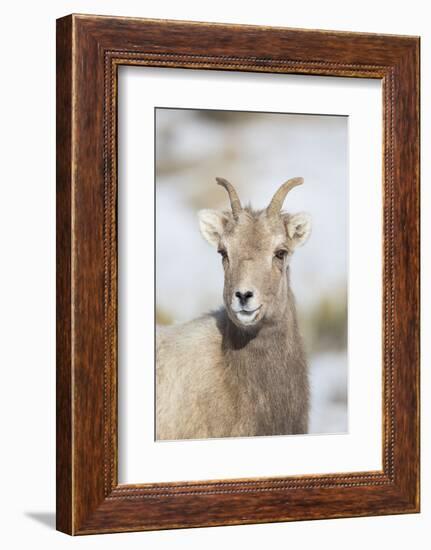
xmin=155 ymin=108 xmax=348 ymax=434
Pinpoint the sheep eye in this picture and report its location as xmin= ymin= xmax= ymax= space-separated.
xmin=275 ymin=249 xmax=287 ymax=260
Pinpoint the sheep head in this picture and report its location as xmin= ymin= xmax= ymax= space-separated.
xmin=199 ymin=178 xmax=311 ymax=329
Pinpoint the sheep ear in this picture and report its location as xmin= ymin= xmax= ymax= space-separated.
xmin=198 ymin=209 xmax=229 ymax=247
xmin=283 ymin=212 xmax=312 ymax=248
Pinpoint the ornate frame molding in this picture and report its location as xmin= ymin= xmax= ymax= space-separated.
xmin=57 ymin=14 xmax=419 ymax=534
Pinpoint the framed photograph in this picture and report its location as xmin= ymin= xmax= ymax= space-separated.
xmin=56 ymin=14 xmax=420 ymax=535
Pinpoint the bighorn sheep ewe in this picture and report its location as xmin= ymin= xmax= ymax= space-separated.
xmin=156 ymin=177 xmax=312 ymax=440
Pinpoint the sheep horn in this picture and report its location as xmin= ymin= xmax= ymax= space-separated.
xmin=216 ymin=177 xmax=242 ymax=220
xmin=266 ymin=177 xmax=304 ymax=217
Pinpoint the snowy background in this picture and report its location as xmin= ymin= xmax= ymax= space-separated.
xmin=155 ymin=108 xmax=348 ymax=434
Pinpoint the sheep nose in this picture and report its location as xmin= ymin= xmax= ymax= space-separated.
xmin=235 ymin=290 xmax=254 ymax=305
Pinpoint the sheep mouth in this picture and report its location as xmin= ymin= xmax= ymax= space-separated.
xmin=234 ymin=306 xmax=262 ymax=325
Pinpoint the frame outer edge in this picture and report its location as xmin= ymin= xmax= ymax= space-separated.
xmin=56 ymin=14 xmax=74 ymax=535
xmin=392 ymin=38 xmax=420 ymax=510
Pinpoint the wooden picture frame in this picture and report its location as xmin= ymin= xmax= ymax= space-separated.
xmin=56 ymin=14 xmax=420 ymax=535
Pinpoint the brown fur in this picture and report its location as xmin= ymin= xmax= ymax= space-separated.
xmin=156 ymin=183 xmax=311 ymax=440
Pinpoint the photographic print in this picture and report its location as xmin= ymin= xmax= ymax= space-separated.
xmin=155 ymin=108 xmax=348 ymax=441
